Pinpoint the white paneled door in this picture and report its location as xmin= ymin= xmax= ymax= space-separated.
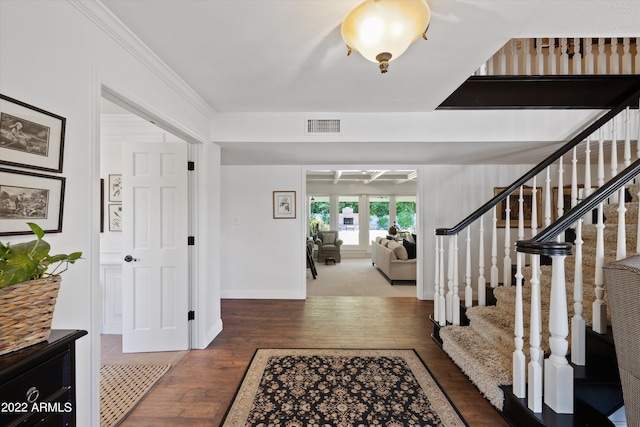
xmin=121 ymin=141 xmax=189 ymax=353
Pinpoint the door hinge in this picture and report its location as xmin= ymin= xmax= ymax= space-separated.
xmin=188 ymin=161 xmax=195 ymax=171
xmin=188 ymin=310 xmax=195 ymax=321
xmin=188 ymin=236 xmax=195 ymax=246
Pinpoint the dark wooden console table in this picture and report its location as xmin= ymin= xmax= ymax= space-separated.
xmin=0 ymin=329 xmax=87 ymax=427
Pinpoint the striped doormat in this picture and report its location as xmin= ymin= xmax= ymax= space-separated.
xmin=100 ymin=364 xmax=171 ymax=427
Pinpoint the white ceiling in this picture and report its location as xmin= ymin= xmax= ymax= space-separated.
xmin=98 ymin=0 xmax=640 ymax=165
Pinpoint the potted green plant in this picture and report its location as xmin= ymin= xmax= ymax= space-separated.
xmin=0 ymin=222 xmax=82 ymax=355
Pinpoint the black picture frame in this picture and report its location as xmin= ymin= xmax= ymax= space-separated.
xmin=0 ymin=94 xmax=66 ymax=173
xmin=0 ymin=167 xmax=66 ymax=236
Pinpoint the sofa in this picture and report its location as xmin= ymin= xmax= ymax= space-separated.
xmin=371 ymin=236 xmax=416 ymax=284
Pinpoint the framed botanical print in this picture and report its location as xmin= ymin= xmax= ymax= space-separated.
xmin=109 ymin=174 xmax=122 ymax=202
xmin=0 ymin=94 xmax=66 ymax=173
xmin=273 ymin=191 xmax=296 ymax=219
xmin=0 ymin=168 xmax=66 ymax=235
xmin=108 ymin=204 xmax=122 ymax=231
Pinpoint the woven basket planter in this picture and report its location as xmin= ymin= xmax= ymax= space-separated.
xmin=0 ymin=276 xmax=61 ymax=356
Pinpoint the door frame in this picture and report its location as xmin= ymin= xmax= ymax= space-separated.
xmin=89 ymin=79 xmax=211 ymax=424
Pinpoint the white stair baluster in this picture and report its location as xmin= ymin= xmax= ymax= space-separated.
xmin=434 ymin=236 xmax=440 ymax=323
xmin=611 ymin=116 xmax=619 ymax=203
xmin=559 ymin=38 xmax=569 ymax=74
xmin=465 ymin=227 xmax=472 ymax=308
xmin=585 ymin=136 xmax=593 ymax=204
xmin=439 ymin=235 xmax=446 ymax=326
xmin=584 ymin=38 xmax=594 ymax=75
xmin=453 ymin=234 xmax=460 ymax=325
xmin=513 ymin=248 xmax=526 ymax=398
xmin=499 ymin=45 xmax=507 ymax=75
xmin=572 ymin=146 xmax=586 ymax=366
xmin=597 ymin=37 xmax=607 ymax=74
xmin=610 ymin=37 xmax=620 ymax=74
xmin=446 ymin=234 xmax=455 ymax=324
xmin=548 ymin=38 xmax=557 ymax=75
xmin=598 ymin=128 xmax=605 ymax=188
xmin=491 ymin=206 xmax=499 ymax=288
xmin=536 ymin=38 xmax=544 ymax=75
xmin=504 ymin=194 xmax=512 ymax=286
xmin=622 ymin=38 xmax=632 ymax=74
xmin=531 ymin=177 xmax=538 ymax=237
xmin=593 ymin=130 xmax=607 ymax=334
xmin=545 ymin=167 xmax=552 ymax=228
xmin=557 ymin=156 xmax=564 ymax=230
xmin=528 ymin=253 xmax=543 ymax=412
xmin=476 ymin=62 xmax=488 ymax=76
xmin=617 ymin=188 xmax=627 ymax=261
xmin=544 ymin=254 xmax=574 ymax=414
xmin=478 ymin=216 xmax=486 ymax=306
xmin=611 ymin=115 xmax=618 ymax=177
xmin=518 ymin=186 xmax=525 ymax=242
xmin=510 ymin=39 xmax=518 ymax=75
xmin=523 ymin=38 xmax=531 ymax=75
xmin=572 ymin=37 xmax=582 ymax=75
xmin=625 ymin=107 xmax=631 ymax=168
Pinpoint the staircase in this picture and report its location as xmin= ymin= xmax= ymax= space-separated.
xmin=433 ymin=77 xmax=640 ymax=426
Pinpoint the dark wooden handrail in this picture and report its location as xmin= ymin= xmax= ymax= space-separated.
xmin=436 ymin=84 xmax=640 ymax=237
xmin=517 ymin=157 xmax=640 ymax=256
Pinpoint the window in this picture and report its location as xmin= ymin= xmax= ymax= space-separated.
xmin=309 ymin=196 xmax=330 ymax=236
xmin=369 ymin=196 xmax=390 ymax=241
xmin=396 ymin=196 xmax=416 ymax=233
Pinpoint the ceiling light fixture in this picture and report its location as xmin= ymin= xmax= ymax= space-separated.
xmin=341 ymin=0 xmax=430 ymax=73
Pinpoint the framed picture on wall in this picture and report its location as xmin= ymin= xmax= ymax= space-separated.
xmin=108 ymin=204 xmax=122 ymax=231
xmin=273 ymin=190 xmax=296 ymax=219
xmin=0 ymin=94 xmax=66 ymax=173
xmin=493 ymin=186 xmax=542 ymax=228
xmin=109 ymin=174 xmax=122 ymax=202
xmin=0 ymin=168 xmax=66 ymax=236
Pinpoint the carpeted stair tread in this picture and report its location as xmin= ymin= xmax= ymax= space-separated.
xmin=603 ymin=201 xmax=639 ymax=224
xmin=440 ymin=325 xmax=511 ymax=410
xmin=581 ymin=223 xmax=638 ymax=252
xmin=440 ymin=191 xmax=634 ymax=414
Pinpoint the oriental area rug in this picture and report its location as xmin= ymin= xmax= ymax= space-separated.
xmin=222 ymin=349 xmax=467 ymax=427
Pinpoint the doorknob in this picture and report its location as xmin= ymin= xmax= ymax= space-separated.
xmin=124 ymin=255 xmax=138 ymax=262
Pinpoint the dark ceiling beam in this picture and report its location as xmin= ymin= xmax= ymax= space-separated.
xmin=437 ymin=75 xmax=640 ymax=110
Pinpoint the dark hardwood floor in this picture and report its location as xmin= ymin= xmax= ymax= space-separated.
xmin=120 ymin=297 xmax=509 ymax=427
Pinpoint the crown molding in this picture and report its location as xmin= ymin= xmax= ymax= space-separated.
xmin=68 ymin=0 xmax=215 ymax=119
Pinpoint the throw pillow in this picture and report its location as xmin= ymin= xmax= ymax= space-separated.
xmin=323 ymin=233 xmax=335 ymax=244
xmin=406 ymin=233 xmax=415 ymax=244
xmin=412 ymin=234 xmax=417 ymax=244
xmin=393 ymin=243 xmax=409 ymax=260
xmin=403 ymin=238 xmax=417 ymax=259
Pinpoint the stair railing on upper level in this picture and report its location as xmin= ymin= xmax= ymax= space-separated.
xmin=434 ymin=85 xmax=640 ymax=416
xmin=476 ymin=37 xmax=640 ymax=76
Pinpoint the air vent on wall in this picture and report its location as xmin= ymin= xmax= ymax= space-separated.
xmin=306 ymin=119 xmax=341 ymax=134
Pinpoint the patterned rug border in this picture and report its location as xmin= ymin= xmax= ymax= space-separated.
xmin=221 ymin=348 xmax=468 ymax=427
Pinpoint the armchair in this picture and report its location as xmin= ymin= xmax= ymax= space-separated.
xmin=315 ymin=230 xmax=343 ymax=263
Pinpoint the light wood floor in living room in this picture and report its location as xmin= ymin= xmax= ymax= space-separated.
xmin=120 ymin=298 xmax=509 ymax=427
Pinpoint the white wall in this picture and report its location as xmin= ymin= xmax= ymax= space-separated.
xmin=221 ymin=165 xmax=305 ymax=299
xmin=219 ymin=163 xmax=535 ymax=301
xmin=0 ymin=2 xmax=219 ymax=425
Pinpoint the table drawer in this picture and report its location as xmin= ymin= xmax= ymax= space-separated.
xmin=0 ymin=351 xmax=69 ymax=426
